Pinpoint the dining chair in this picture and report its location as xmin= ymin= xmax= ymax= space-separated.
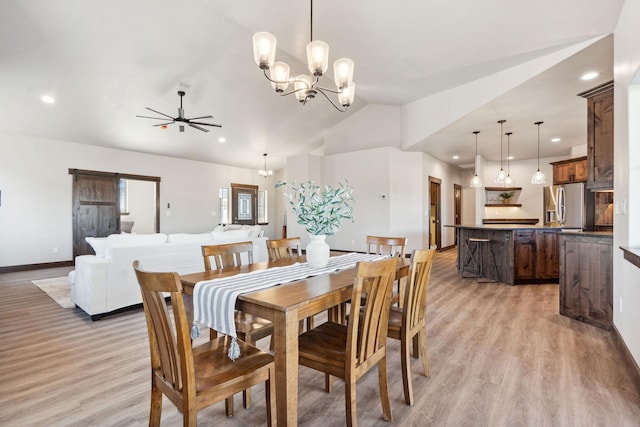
xmin=201 ymin=241 xmax=274 ymax=410
xmin=366 ymin=235 xmax=408 ymax=306
xmin=387 ymin=248 xmax=436 ymax=405
xmin=133 ymin=261 xmax=276 ymax=427
xmin=297 ymin=257 xmax=398 ymax=427
xmin=266 ymin=236 xmax=302 ymax=260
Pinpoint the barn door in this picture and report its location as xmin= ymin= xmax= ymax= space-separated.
xmin=71 ymin=170 xmax=119 ymax=258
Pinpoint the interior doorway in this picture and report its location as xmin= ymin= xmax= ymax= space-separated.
xmin=429 ymin=176 xmax=442 ymax=250
xmin=454 ymin=183 xmax=462 ymax=245
xmin=231 ymin=183 xmax=258 ymax=225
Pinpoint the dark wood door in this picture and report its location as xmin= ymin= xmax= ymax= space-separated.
xmin=429 ymin=177 xmax=441 ymax=250
xmin=453 ymin=184 xmax=461 ymax=246
xmin=231 ymin=183 xmax=258 ymax=225
xmin=72 ymin=172 xmax=119 ymax=258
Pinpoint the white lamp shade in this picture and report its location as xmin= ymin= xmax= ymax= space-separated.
xmin=495 ymin=169 xmax=507 ymax=184
xmin=253 ymin=32 xmax=277 ymax=68
xmin=333 ymin=58 xmax=354 ymax=88
xmin=306 ymin=40 xmax=329 ymax=76
xmin=270 ymin=62 xmax=290 ymax=92
xmin=470 ymin=174 xmax=482 ymax=188
xmin=338 ymin=82 xmax=355 ymax=107
xmin=294 ymin=75 xmax=312 ymax=102
xmin=531 ymin=170 xmax=546 ymax=184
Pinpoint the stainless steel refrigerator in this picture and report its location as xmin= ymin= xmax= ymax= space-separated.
xmin=544 ymin=183 xmax=586 ymax=229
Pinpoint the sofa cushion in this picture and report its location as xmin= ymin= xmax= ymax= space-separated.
xmin=167 ymin=233 xmax=212 ymax=244
xmin=242 ymin=225 xmax=263 ymax=238
xmin=105 ymin=233 xmax=168 ymax=258
xmin=85 ymin=237 xmax=108 ymax=257
xmin=211 ymin=229 xmax=251 ymax=241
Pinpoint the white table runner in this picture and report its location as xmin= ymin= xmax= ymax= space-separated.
xmin=192 ymin=252 xmax=386 ymax=359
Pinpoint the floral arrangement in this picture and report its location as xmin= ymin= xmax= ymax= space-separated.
xmin=276 ymin=180 xmax=355 ymax=236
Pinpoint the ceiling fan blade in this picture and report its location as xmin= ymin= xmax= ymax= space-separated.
xmin=190 ymin=121 xmax=222 ymax=128
xmin=145 ymin=107 xmax=175 ymax=119
xmin=187 ymin=115 xmax=213 ymax=120
xmin=137 ymin=115 xmax=171 ymax=121
xmin=189 ymin=123 xmax=210 ymax=132
xmin=152 ymin=122 xmax=174 ymax=127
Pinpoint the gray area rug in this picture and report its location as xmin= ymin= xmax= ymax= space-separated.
xmin=32 ymin=276 xmax=74 ymax=308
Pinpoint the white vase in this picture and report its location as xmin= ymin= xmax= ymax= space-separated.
xmin=306 ymin=234 xmax=330 ymax=268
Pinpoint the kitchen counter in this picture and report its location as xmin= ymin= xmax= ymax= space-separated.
xmin=447 ymin=224 xmax=582 ymax=231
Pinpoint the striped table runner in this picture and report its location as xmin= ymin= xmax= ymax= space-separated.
xmin=192 ymin=252 xmax=386 ymax=359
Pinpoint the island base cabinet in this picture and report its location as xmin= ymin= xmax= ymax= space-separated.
xmin=559 ymin=234 xmax=613 ymax=330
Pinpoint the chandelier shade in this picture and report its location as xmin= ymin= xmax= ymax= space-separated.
xmin=251 ymin=0 xmax=355 ymax=112
xmin=470 ymin=131 xmax=482 ymax=188
xmin=531 ymin=121 xmax=547 ymax=184
xmin=495 ymin=120 xmax=507 ymax=185
xmin=259 ymin=153 xmax=273 ymax=178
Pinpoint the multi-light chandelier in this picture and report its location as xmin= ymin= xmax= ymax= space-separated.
xmin=252 ymin=0 xmax=355 ymax=112
xmin=259 ymin=153 xmax=273 ymax=178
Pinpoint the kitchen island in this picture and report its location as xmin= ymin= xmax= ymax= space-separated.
xmin=448 ymin=224 xmax=582 ymax=285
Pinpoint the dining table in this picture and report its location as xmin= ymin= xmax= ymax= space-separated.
xmin=180 ymin=254 xmax=410 ymax=427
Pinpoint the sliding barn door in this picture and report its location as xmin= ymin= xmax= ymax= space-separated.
xmin=71 ymin=171 xmax=119 ymax=258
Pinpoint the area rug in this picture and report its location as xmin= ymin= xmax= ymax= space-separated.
xmin=32 ymin=276 xmax=74 ymax=309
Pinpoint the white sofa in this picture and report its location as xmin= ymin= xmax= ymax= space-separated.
xmin=69 ymin=226 xmax=268 ymax=319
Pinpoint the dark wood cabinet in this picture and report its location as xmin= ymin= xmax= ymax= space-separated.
xmin=559 ymin=233 xmax=613 ymax=330
xmin=514 ymin=230 xmax=559 ymax=281
xmin=535 ymin=231 xmax=559 ymax=279
xmin=514 ymin=231 xmax=536 ymax=280
xmin=551 ymin=156 xmax=587 ymax=185
xmin=579 ymin=81 xmax=614 ymax=190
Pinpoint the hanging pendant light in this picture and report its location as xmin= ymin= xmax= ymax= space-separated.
xmin=504 ymin=132 xmax=514 ymax=186
xmin=495 ymin=120 xmax=507 ymax=184
xmin=470 ymin=131 xmax=482 ymax=187
xmin=258 ymin=153 xmax=273 ymax=178
xmin=531 ymin=121 xmax=546 ymax=184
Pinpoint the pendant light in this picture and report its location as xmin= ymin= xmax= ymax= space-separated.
xmin=531 ymin=121 xmax=546 ymax=184
xmin=504 ymin=132 xmax=514 ymax=186
xmin=470 ymin=131 xmax=482 ymax=187
xmin=258 ymin=153 xmax=273 ymax=178
xmin=495 ymin=120 xmax=507 ymax=184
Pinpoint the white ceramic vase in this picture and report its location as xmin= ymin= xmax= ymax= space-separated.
xmin=306 ymin=234 xmax=330 ymax=268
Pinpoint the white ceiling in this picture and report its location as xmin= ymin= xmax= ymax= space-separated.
xmin=0 ymin=0 xmax=622 ymax=171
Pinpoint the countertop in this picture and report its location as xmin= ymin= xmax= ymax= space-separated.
xmin=445 ymin=224 xmax=584 ymax=231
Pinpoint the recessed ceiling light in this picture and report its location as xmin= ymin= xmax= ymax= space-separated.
xmin=218 ymin=137 xmax=226 ymax=143
xmin=581 ymin=71 xmax=599 ymax=81
xmin=452 ymin=155 xmax=459 ymax=160
xmin=507 ymin=156 xmax=514 ymax=160
xmin=40 ymin=95 xmax=55 ymax=104
xmin=551 ymin=137 xmax=561 ymax=142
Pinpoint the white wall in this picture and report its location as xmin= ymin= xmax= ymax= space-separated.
xmin=124 ymin=179 xmax=156 ymax=234
xmin=613 ymin=0 xmax=640 ymax=366
xmin=0 ymin=132 xmax=278 ymax=267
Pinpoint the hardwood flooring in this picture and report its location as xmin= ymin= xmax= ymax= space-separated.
xmin=1 ymin=251 xmax=639 ymax=426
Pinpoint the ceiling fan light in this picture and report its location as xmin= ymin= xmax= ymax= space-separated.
xmin=333 ymin=58 xmax=354 ymax=88
xmin=338 ymin=82 xmax=355 ymax=107
xmin=270 ymin=62 xmax=290 ymax=92
xmin=306 ymin=40 xmax=329 ymax=76
xmin=294 ymin=75 xmax=312 ymax=102
xmin=253 ymin=32 xmax=277 ymax=69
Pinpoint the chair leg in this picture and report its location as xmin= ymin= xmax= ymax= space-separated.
xmin=345 ymin=378 xmax=358 ymax=427
xmin=412 ymin=334 xmax=419 ymax=359
xmin=265 ymin=365 xmax=276 ymax=427
xmin=400 ymin=336 xmax=413 ymax=406
xmin=242 ymin=337 xmax=256 ymax=409
xmin=418 ymin=328 xmax=430 ymax=377
xmin=378 ymin=357 xmax=393 ymax=421
xmin=149 ymin=380 xmax=162 ymax=427
xmin=225 ymin=396 xmax=234 ymax=417
xmin=325 ymin=373 xmax=333 ymax=393
xmin=184 ymin=403 xmax=197 ymax=427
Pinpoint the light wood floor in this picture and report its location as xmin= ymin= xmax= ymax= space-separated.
xmin=1 ymin=251 xmax=639 ymax=426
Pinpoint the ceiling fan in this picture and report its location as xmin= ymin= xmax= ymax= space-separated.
xmin=136 ymin=91 xmax=222 ymax=133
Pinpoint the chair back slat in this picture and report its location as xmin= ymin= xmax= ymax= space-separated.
xmin=134 ymin=261 xmax=195 ymax=395
xmin=366 ymin=235 xmax=407 ymax=258
xmin=266 ymin=237 xmax=302 ymax=261
xmin=347 ymin=258 xmax=397 ymax=367
xmin=404 ymin=249 xmax=436 ymax=331
xmin=202 ymin=241 xmax=254 ymax=271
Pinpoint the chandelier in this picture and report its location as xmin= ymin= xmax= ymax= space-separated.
xmin=495 ymin=120 xmax=507 ymax=184
xmin=252 ymin=0 xmax=355 ymax=112
xmin=259 ymin=153 xmax=273 ymax=178
xmin=531 ymin=121 xmax=546 ymax=184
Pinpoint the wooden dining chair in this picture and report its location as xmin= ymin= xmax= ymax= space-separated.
xmin=201 ymin=241 xmax=274 ymax=410
xmin=387 ymin=248 xmax=436 ymax=405
xmin=133 ymin=261 xmax=276 ymax=427
xmin=266 ymin=237 xmax=302 ymax=261
xmin=366 ymin=235 xmax=408 ymax=306
xmin=298 ymin=257 xmax=398 ymax=427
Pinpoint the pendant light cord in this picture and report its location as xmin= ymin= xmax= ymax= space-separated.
xmin=535 ymin=121 xmax=543 ymax=171
xmin=473 ymin=131 xmax=480 ymax=175
xmin=310 ymin=0 xmax=313 ymax=42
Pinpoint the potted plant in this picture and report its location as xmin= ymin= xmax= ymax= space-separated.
xmin=276 ymin=180 xmax=354 ymax=268
xmin=499 ymin=191 xmax=515 ymax=204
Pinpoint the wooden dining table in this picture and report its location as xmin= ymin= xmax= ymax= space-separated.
xmin=180 ymin=255 xmax=410 ymax=427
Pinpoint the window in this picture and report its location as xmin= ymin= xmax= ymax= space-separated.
xmin=119 ymin=179 xmax=129 ymax=215
xmin=258 ymin=190 xmax=268 ymax=224
xmin=219 ymin=187 xmax=230 ymax=224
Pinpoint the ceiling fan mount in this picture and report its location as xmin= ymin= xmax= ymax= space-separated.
xmin=136 ymin=90 xmax=222 ymax=133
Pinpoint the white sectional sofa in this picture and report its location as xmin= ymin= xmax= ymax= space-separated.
xmin=69 ymin=226 xmax=268 ymax=319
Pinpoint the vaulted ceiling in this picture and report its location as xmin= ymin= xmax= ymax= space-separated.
xmin=0 ymin=0 xmax=623 ymax=171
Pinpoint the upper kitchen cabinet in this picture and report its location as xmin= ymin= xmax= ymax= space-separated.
xmin=578 ymin=81 xmax=614 ymax=190
xmin=550 ymin=156 xmax=587 ymax=185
